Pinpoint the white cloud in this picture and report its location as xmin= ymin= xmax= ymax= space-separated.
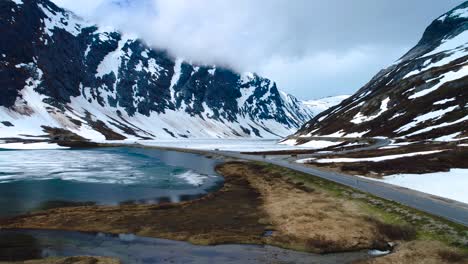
xmin=259 ymin=45 xmax=409 ymax=98
xmin=50 ymin=0 xmax=463 ymax=99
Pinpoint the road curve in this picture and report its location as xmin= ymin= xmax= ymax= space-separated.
xmin=216 ymin=150 xmax=468 ymax=227
xmin=121 ymin=141 xmax=468 ymax=227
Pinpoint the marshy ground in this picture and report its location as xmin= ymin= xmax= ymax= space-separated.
xmin=0 ymin=161 xmax=467 ymax=263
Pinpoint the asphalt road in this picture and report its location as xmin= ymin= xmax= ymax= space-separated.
xmin=215 ymin=150 xmax=468 ymax=227
xmin=129 ymin=138 xmax=467 ymax=227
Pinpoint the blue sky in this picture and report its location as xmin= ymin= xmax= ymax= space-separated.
xmin=53 ymin=0 xmax=465 ymax=99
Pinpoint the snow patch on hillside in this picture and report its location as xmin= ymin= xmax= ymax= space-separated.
xmin=396 ymin=105 xmax=459 ymax=133
xmin=0 ymin=142 xmax=68 ymax=150
xmin=351 ymin=97 xmax=390 ymax=124
xmin=303 ymin=95 xmax=349 ymax=115
xmin=298 ymin=150 xmax=447 ymax=164
xmin=11 ymin=0 xmax=23 ymax=5
xmin=409 ymin=64 xmax=468 ymax=99
xmin=374 ymin=169 xmax=468 ymax=204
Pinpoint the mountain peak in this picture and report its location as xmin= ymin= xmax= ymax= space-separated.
xmin=0 ymin=0 xmax=315 ymax=141
xmin=294 ymin=2 xmax=468 ymax=142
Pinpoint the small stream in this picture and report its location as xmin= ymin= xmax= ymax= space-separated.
xmin=0 ymin=229 xmax=371 ymax=264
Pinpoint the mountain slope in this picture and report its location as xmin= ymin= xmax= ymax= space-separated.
xmin=0 ymin=0 xmax=313 ymax=141
xmin=294 ymin=2 xmax=468 ymax=142
xmin=302 ymin=95 xmax=350 ymax=117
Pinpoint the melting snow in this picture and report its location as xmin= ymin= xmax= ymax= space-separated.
xmin=298 ymin=150 xmax=447 ymax=164
xmin=302 ymin=95 xmax=349 ymax=115
xmin=424 ymin=30 xmax=468 ymax=58
xmin=405 ymin=114 xmax=468 ymax=137
xmin=351 ymin=97 xmax=390 ymax=124
xmin=38 ymin=4 xmax=85 ymax=37
xmin=396 ymin=105 xmax=459 ymax=133
xmin=139 ymin=139 xmax=334 ymax=152
xmin=434 ymin=132 xmax=462 ymax=142
xmin=0 ymin=142 xmax=69 ymax=150
xmin=280 ymin=139 xmax=343 ymax=149
xmin=373 ymin=169 xmax=468 ymax=204
xmin=169 ymin=58 xmax=183 ymax=101
xmin=434 ymin=98 xmax=456 ymax=105
xmin=96 ymin=37 xmax=128 ymax=78
xmin=409 ymin=64 xmax=468 ymax=99
xmin=449 ymin=7 xmax=468 ymax=20
xmin=299 ymin=140 xmax=343 ymax=149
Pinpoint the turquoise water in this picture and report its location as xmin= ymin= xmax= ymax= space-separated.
xmin=0 ymin=147 xmax=222 ymax=217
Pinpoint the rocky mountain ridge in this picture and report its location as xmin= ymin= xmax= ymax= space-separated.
xmin=0 ymin=0 xmax=314 ymax=141
xmin=294 ymin=1 xmax=468 ymax=143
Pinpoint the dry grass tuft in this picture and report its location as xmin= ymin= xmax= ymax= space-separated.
xmin=375 ymin=221 xmax=417 ymax=241
xmin=438 ymin=249 xmax=468 ymax=263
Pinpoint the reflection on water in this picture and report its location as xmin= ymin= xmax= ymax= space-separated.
xmin=0 ymin=230 xmax=371 ymax=264
xmin=0 ymin=147 xmax=222 ymax=217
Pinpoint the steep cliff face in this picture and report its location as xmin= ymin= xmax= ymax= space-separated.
xmin=294 ymin=2 xmax=468 ymax=142
xmin=0 ymin=0 xmax=313 ymax=141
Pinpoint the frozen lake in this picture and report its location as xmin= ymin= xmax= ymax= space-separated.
xmin=0 ymin=147 xmax=222 ymax=216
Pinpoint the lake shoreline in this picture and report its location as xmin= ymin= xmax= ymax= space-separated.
xmin=0 ymin=143 xmax=467 ymax=264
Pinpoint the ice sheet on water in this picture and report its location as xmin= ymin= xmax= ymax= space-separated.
xmin=0 ymin=148 xmax=210 ymax=187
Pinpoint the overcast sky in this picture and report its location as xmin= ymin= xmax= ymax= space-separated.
xmin=52 ymin=0 xmax=465 ymax=99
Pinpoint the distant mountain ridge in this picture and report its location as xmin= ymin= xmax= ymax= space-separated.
xmin=294 ymin=1 xmax=468 ymax=142
xmin=0 ymin=0 xmax=314 ymax=141
xmin=302 ymin=95 xmax=350 ymax=117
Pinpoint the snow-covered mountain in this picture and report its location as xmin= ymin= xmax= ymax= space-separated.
xmin=302 ymin=95 xmax=350 ymax=117
xmin=0 ymin=0 xmax=314 ymax=141
xmin=294 ymin=2 xmax=468 ymax=141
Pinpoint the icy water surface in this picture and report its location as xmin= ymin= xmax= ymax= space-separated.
xmin=0 ymin=147 xmax=222 ymax=216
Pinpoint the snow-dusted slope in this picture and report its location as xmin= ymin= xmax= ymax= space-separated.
xmin=294 ymin=2 xmax=468 ymax=141
xmin=0 ymin=0 xmax=313 ymax=141
xmin=302 ymin=95 xmax=350 ymax=117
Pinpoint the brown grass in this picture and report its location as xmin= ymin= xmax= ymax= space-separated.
xmin=438 ymin=250 xmax=468 ymax=263
xmin=220 ymin=162 xmax=387 ymax=253
xmin=365 ymin=218 xmax=417 ymax=241
xmin=355 ymin=241 xmax=468 ymax=264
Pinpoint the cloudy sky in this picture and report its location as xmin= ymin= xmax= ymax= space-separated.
xmin=52 ymin=0 xmax=464 ymax=99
